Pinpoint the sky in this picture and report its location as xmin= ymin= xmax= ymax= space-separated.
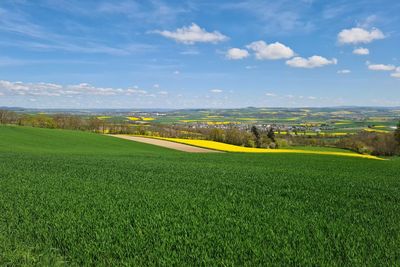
xmin=0 ymin=0 xmax=399 ymax=109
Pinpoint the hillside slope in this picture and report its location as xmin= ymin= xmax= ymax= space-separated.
xmin=0 ymin=126 xmax=399 ymax=265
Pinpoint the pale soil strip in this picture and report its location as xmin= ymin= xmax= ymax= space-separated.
xmin=108 ymin=135 xmax=223 ymax=153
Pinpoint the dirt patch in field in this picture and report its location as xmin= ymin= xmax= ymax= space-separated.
xmin=109 ymin=135 xmax=223 ymax=153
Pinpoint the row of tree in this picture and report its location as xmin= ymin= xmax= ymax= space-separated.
xmin=0 ymin=110 xmax=105 ymax=132
xmin=1 ymin=109 xmax=400 ymax=155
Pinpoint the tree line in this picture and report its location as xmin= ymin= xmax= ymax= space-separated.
xmin=1 ymin=109 xmax=400 ymax=156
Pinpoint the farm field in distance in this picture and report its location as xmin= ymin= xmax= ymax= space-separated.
xmin=99 ymin=107 xmax=400 ymax=134
xmin=1 ymin=125 xmax=400 ymax=265
xmin=10 ymin=106 xmax=398 ymax=135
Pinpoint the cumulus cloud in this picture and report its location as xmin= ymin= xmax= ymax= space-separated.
xmin=210 ymin=89 xmax=223 ymax=93
xmin=154 ymin=23 xmax=228 ymax=44
xmin=226 ymin=48 xmax=249 ymax=60
xmin=337 ymin=69 xmax=351 ymax=74
xmin=353 ymin=47 xmax=369 ymax=55
xmin=265 ymin=93 xmax=277 ymax=97
xmin=367 ymin=63 xmax=396 ymax=71
xmin=286 ymin=56 xmax=337 ymax=68
xmin=338 ymin=27 xmax=385 ymax=44
xmin=246 ymin=41 xmax=295 ymax=60
xmin=0 ymin=80 xmax=148 ymax=97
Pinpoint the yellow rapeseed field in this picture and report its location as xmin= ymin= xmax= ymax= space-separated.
xmin=97 ymin=116 xmax=111 ymax=120
xmin=364 ymin=128 xmax=390 ymax=133
xmin=179 ymin=119 xmax=201 ymax=123
xmin=151 ymin=137 xmax=382 ymax=160
xmin=206 ymin=121 xmax=238 ymax=125
xmin=334 ymin=122 xmax=351 ymax=125
xmin=142 ymin=117 xmax=155 ymax=121
xmin=127 ymin=117 xmax=140 ymax=121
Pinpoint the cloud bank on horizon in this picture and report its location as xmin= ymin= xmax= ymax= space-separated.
xmin=0 ymin=0 xmax=399 ymax=108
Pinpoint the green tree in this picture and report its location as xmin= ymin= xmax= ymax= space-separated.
xmin=395 ymin=121 xmax=400 ymax=146
xmin=267 ymin=127 xmax=276 ymax=142
xmin=209 ymin=128 xmax=224 ymax=142
xmin=250 ymin=126 xmax=261 ymax=148
xmin=225 ymin=127 xmax=247 ymax=146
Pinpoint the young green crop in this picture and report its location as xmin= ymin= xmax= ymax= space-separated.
xmin=1 ymin=126 xmax=399 ymax=265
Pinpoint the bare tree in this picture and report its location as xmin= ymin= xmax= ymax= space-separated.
xmin=0 ymin=110 xmax=18 ymax=124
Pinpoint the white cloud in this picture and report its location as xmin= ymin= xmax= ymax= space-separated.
xmin=286 ymin=56 xmax=337 ymax=68
xmin=158 ymin=91 xmax=168 ymax=95
xmin=125 ymin=88 xmax=147 ymax=95
xmin=391 ymin=72 xmax=400 ymax=78
xmin=265 ymin=93 xmax=277 ymax=97
xmin=246 ymin=41 xmax=295 ymax=60
xmin=367 ymin=63 xmax=396 ymax=71
xmin=338 ymin=27 xmax=385 ymax=44
xmin=153 ymin=84 xmax=160 ymax=88
xmin=245 ymin=65 xmax=257 ymax=69
xmin=353 ymin=47 xmax=369 ymax=55
xmin=337 ymin=69 xmax=351 ymax=74
xmin=210 ymin=89 xmax=223 ymax=93
xmin=226 ymin=48 xmax=249 ymax=60
xmin=307 ymin=96 xmax=317 ymax=100
xmin=0 ymin=80 xmax=149 ymax=97
xmin=173 ymin=70 xmax=180 ymax=75
xmin=154 ymin=23 xmax=228 ymax=44
xmin=391 ymin=67 xmax=400 ymax=78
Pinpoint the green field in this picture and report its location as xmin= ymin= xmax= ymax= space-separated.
xmin=1 ymin=126 xmax=399 ymax=265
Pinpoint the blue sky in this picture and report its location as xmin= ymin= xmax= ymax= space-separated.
xmin=0 ymin=0 xmax=399 ymax=108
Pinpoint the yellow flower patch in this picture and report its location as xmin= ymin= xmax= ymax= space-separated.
xmin=127 ymin=117 xmax=140 ymax=121
xmin=364 ymin=128 xmax=390 ymax=133
xmin=151 ymin=137 xmax=383 ymax=160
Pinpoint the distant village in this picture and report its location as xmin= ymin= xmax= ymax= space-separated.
xmin=182 ymin=122 xmax=334 ymax=134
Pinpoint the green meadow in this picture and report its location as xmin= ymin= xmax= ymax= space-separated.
xmin=1 ymin=126 xmax=399 ymax=265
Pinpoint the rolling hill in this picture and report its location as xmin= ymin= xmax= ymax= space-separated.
xmin=0 ymin=126 xmax=399 ymax=265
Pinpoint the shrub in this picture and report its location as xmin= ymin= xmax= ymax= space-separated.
xmin=336 ymin=131 xmax=398 ymax=156
xmin=276 ymin=138 xmax=289 ymax=148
